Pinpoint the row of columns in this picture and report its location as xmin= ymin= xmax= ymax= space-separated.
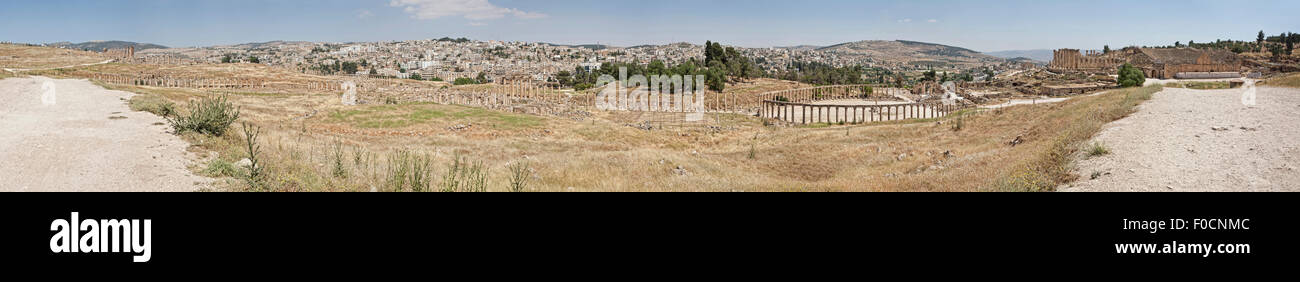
xmin=87 ymin=72 xmax=267 ymax=89
xmin=759 ymin=85 xmax=915 ymax=104
xmin=100 ymin=47 xmax=134 ymax=60
xmin=761 ymin=102 xmax=964 ymax=125
xmin=133 ymin=55 xmax=196 ymax=65
xmin=1050 ymin=49 xmax=1124 ymax=70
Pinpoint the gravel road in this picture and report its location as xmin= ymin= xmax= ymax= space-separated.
xmin=0 ymin=76 xmax=208 ymax=191
xmin=1062 ymin=85 xmax=1300 ymax=192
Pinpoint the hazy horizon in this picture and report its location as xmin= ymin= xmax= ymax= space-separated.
xmin=3 ymin=0 xmax=1298 ymax=52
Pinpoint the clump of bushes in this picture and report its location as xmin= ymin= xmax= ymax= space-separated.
xmin=1117 ymin=63 xmax=1146 ymax=88
xmin=453 ymin=77 xmax=481 ymax=85
xmin=442 ymin=154 xmax=488 ymax=192
xmin=385 ymin=150 xmax=434 ymax=192
xmin=168 ymin=94 xmax=240 ymax=136
xmin=202 ymin=159 xmax=238 ymax=177
xmin=1087 ymin=142 xmax=1111 ymax=157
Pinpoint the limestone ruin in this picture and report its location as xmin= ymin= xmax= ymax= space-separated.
xmin=341 ymin=81 xmax=357 ymax=105
xmin=1049 ymin=47 xmax=1244 ymax=79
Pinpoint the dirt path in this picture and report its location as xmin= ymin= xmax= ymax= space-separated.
xmin=1061 ymin=85 xmax=1300 ymax=192
xmin=0 ymin=76 xmax=209 ymax=191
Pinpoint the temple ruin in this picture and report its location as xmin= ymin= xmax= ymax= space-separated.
xmin=1048 ymin=49 xmax=1125 ymax=73
xmin=100 ymin=46 xmax=134 ymax=61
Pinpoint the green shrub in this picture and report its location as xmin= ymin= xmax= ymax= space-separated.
xmin=384 ymin=150 xmax=434 ymax=192
xmin=168 ymin=95 xmax=240 ymax=136
xmin=1087 ymin=142 xmax=1111 ymax=157
xmin=1117 ymin=63 xmax=1146 ymax=88
xmin=240 ymin=123 xmax=266 ymax=191
xmin=441 ymin=155 xmax=488 ymax=192
xmin=453 ymin=77 xmax=480 ymax=85
xmin=331 ymin=141 xmax=347 ymax=179
xmin=203 ymin=159 xmax=239 ymax=177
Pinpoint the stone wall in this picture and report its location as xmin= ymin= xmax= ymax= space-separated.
xmin=1049 ymin=49 xmax=1125 ymax=73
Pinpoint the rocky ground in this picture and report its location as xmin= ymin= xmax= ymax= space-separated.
xmin=0 ymin=76 xmax=209 ymax=191
xmin=1062 ymin=85 xmax=1300 ymax=192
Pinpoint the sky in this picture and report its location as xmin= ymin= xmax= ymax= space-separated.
xmin=2 ymin=0 xmax=1297 ymax=52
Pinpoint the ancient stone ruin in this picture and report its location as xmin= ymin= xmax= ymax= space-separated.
xmin=1048 ymin=49 xmax=1125 ymax=73
xmin=1049 ymin=47 xmax=1244 ymax=79
xmin=100 ymin=47 xmax=135 ymax=61
xmin=341 ymin=81 xmax=357 ymax=105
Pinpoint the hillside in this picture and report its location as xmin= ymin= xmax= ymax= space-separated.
xmin=816 ymin=40 xmax=1003 ymax=68
xmin=543 ymin=43 xmax=613 ymax=50
xmin=775 ymin=45 xmax=823 ymax=51
xmin=984 ymin=49 xmax=1053 ymax=63
xmin=49 ymin=41 xmax=167 ymax=51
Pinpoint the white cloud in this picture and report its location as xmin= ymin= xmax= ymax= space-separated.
xmin=927 ymin=19 xmax=938 ymax=23
xmin=357 ymin=9 xmax=373 ymax=19
xmin=390 ymin=0 xmax=548 ymax=20
xmin=468 ymin=22 xmax=487 ymax=26
xmin=897 ymin=18 xmax=912 ymax=23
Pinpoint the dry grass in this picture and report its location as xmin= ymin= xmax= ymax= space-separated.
xmin=1264 ymin=73 xmax=1300 ymax=88
xmin=1164 ymin=81 xmax=1233 ymax=90
xmin=724 ymin=78 xmax=813 ymax=96
xmin=0 ymin=43 xmax=106 ymax=69
xmin=987 ymin=85 xmax=1161 ymax=191
xmin=102 ymin=77 xmax=1163 ymax=192
xmin=325 ymin=103 xmax=544 ymax=129
xmin=20 ymin=44 xmax=1166 ymax=192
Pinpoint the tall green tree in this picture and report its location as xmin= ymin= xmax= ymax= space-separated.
xmin=705 ymin=60 xmax=726 ymax=92
xmin=555 ymin=70 xmax=573 ymax=87
xmin=1287 ymin=32 xmax=1295 ymax=55
xmin=341 ymin=61 xmax=359 ymax=74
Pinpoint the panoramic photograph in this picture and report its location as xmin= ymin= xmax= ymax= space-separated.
xmin=1 ymin=0 xmax=1297 ymax=192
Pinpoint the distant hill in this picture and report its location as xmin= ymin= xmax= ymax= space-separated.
xmin=50 ymin=41 xmax=167 ymax=51
xmin=228 ymin=41 xmax=312 ymax=49
xmin=983 ymin=49 xmax=1053 ymax=63
xmin=1006 ymin=57 xmax=1046 ymax=66
xmin=775 ymin=45 xmax=823 ymax=51
xmin=815 ymin=40 xmax=1003 ymax=68
xmin=542 ymin=43 xmax=613 ymax=50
